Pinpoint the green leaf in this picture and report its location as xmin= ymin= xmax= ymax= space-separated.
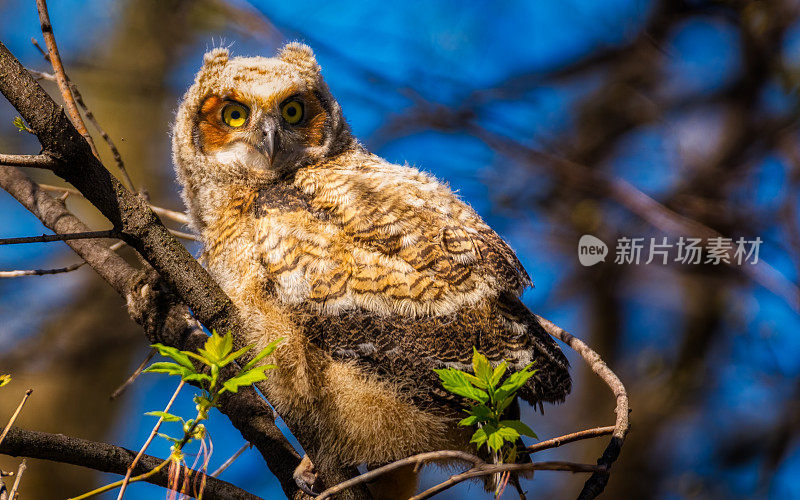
xmin=472 ymin=347 xmax=492 ymax=384
xmin=467 ymin=404 xmax=492 ymax=420
xmin=201 ymin=331 xmax=233 ymax=364
xmin=182 ymin=373 xmax=212 ymax=384
xmin=482 ymin=424 xmax=502 ymax=452
xmin=496 ymin=394 xmax=516 ymax=414
xmin=221 ymin=367 xmax=271 ymax=393
xmin=459 ymin=415 xmax=480 ymax=426
xmin=497 ymin=365 xmax=537 ymax=396
xmin=490 ymin=361 xmax=508 ymax=387
xmin=157 ymin=432 xmax=181 ymax=445
xmin=151 ymin=344 xmax=196 ymax=371
xmin=12 ymin=116 xmax=32 ymax=133
xmin=495 ymin=426 xmax=520 ymax=443
xmin=144 ymin=362 xmax=191 ymax=378
xmin=0 ymin=374 xmax=10 ymax=387
xmin=434 ymin=368 xmax=489 ymax=403
xmin=241 ymin=338 xmax=284 ymax=371
xmin=219 ymin=345 xmax=254 ymax=367
xmin=145 ymin=411 xmax=183 ymax=423
xmin=500 ymin=420 xmax=538 ymax=439
xmin=470 ymin=428 xmax=488 ymax=448
xmin=462 ymin=372 xmax=488 ymax=390
xmin=184 ymin=350 xmax=212 ymax=366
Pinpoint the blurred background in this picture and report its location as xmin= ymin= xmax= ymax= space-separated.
xmin=1 ymin=0 xmax=800 ymax=498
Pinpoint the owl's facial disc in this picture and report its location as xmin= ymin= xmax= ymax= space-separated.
xmin=196 ymin=89 xmax=339 ymax=177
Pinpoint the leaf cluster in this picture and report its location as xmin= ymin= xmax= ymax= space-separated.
xmin=143 ymin=331 xmax=281 ymax=451
xmin=434 ymin=348 xmax=538 ymax=459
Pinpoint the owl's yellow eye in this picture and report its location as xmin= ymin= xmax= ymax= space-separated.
xmin=222 ymin=103 xmax=248 ymax=128
xmin=281 ymin=100 xmax=304 ymax=124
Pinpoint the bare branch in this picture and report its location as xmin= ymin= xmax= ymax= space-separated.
xmin=0 ymin=230 xmax=119 ymax=246
xmin=0 ymin=154 xmax=59 ymax=169
xmin=534 ymin=315 xmax=629 ymax=500
xmin=34 ymin=0 xmax=98 ymax=157
xmin=316 ymin=450 xmax=484 ymax=499
xmin=411 ymin=461 xmax=604 ymax=500
xmin=110 ymin=348 xmax=156 ymax=400
xmin=0 ymin=241 xmax=124 ymax=279
xmin=169 ymin=229 xmax=201 ymax=242
xmin=0 ymin=427 xmax=261 ymax=500
xmin=27 ymin=62 xmax=134 ymax=191
xmin=0 ymin=262 xmax=85 ymax=277
xmin=211 ymin=443 xmax=251 ymax=478
xmin=524 ymin=426 xmax=616 ymax=455
xmin=117 ymin=381 xmax=185 ymax=499
xmin=0 ymin=390 xmax=32 ymax=448
xmin=149 ymin=205 xmax=190 ymax=225
xmin=7 ymin=459 xmax=25 ymax=500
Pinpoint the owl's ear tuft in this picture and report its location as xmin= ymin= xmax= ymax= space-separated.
xmin=278 ymin=42 xmax=320 ymax=77
xmin=203 ymin=48 xmax=230 ymax=67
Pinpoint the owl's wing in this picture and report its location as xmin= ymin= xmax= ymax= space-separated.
xmin=290 ymin=162 xmax=532 ymax=317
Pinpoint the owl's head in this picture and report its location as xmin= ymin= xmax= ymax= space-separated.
xmin=172 ymin=43 xmax=353 ymax=222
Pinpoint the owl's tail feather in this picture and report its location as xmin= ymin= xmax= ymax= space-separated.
xmin=496 ymin=299 xmax=572 ymax=410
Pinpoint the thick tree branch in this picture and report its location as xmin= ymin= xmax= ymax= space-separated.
xmin=0 ymin=166 xmax=305 ymax=499
xmin=0 ymin=427 xmax=260 ymax=500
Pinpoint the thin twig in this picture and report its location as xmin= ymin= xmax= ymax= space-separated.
xmin=0 ymin=262 xmax=84 ymax=277
xmin=7 ymin=459 xmax=26 ymax=500
xmin=34 ymin=0 xmax=97 ymax=157
xmin=0 ymin=154 xmax=59 ymax=169
xmin=0 ymin=241 xmax=124 ymax=278
xmin=169 ymin=229 xmax=201 ymax=242
xmin=410 ymin=461 xmax=604 ymax=500
xmin=0 ymin=230 xmax=119 ymax=246
xmin=534 ymin=315 xmax=629 ymax=500
xmin=524 ymin=426 xmax=616 ymax=454
xmin=38 ymin=184 xmax=191 ymax=225
xmin=25 ymin=67 xmax=135 ymax=191
xmin=110 ymin=349 xmax=157 ymax=400
xmin=150 ymin=205 xmax=190 ymax=225
xmin=211 ymin=443 xmax=251 ymax=478
xmin=0 ymin=390 xmax=32 ymax=448
xmin=72 ymin=459 xmax=171 ymax=500
xmin=316 ymin=450 xmax=484 ymax=499
xmin=117 ymin=381 xmax=185 ymax=500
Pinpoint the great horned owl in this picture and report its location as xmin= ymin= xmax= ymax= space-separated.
xmin=172 ymin=43 xmax=570 ymax=497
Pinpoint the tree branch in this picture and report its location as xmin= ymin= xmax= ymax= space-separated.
xmin=0 ymin=165 xmax=305 ymax=499
xmin=34 ymin=0 xmax=98 ymax=157
xmin=534 ymin=315 xmax=630 ymax=500
xmin=0 ymin=230 xmax=119 ymax=246
xmin=0 ymin=427 xmax=260 ymax=500
xmin=0 ymin=154 xmax=59 ymax=169
xmin=524 ymin=426 xmax=616 ymax=454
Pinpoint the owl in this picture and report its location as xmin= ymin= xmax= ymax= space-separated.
xmin=172 ymin=43 xmax=571 ymax=497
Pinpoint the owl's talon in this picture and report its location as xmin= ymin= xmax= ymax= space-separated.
xmin=294 ymin=455 xmax=320 ymax=496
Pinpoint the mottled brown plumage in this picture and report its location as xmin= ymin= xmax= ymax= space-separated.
xmin=172 ymin=42 xmax=570 ymax=495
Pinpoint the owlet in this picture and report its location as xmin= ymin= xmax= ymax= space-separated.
xmin=172 ymin=42 xmax=571 ymax=496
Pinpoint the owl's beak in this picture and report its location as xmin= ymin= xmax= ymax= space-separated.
xmin=258 ymin=121 xmax=277 ymax=166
